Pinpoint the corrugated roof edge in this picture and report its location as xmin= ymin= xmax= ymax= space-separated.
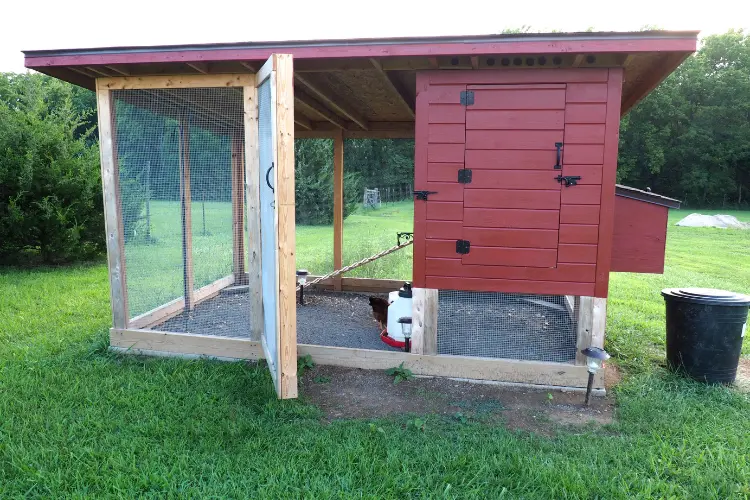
xmin=22 ymin=30 xmax=700 ymax=58
xmin=615 ymin=184 xmax=681 ymax=209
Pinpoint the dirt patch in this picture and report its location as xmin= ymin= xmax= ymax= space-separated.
xmin=300 ymin=365 xmax=615 ymax=435
xmin=736 ymin=358 xmax=750 ymax=392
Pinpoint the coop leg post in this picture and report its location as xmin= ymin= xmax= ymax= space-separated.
xmin=231 ymin=134 xmax=247 ymax=285
xmin=333 ymin=129 xmax=344 ymax=291
xmin=576 ymin=296 xmax=607 ymax=389
xmin=412 ymin=288 xmax=438 ymax=355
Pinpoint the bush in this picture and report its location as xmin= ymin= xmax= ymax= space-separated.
xmin=295 ymin=139 xmax=361 ymax=225
xmin=0 ymin=73 xmax=104 ymax=264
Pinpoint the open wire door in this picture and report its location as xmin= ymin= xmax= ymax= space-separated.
xmin=255 ymin=54 xmax=297 ymax=399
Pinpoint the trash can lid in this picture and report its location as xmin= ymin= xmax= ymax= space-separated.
xmin=661 ymin=287 xmax=750 ymax=306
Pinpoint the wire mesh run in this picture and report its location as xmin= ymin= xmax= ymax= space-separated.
xmin=112 ymin=87 xmax=247 ymax=335
xmin=437 ymin=290 xmax=578 ymax=363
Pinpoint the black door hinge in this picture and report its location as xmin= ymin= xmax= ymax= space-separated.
xmin=413 ymin=190 xmax=438 ymax=201
xmin=457 ymin=168 xmax=473 ymax=184
xmin=456 ymin=239 xmax=471 ymax=254
xmin=460 ymin=90 xmax=474 ymax=106
xmin=555 ymin=175 xmax=582 ymax=187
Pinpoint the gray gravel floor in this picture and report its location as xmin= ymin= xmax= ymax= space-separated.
xmin=156 ymin=289 xmax=576 ymax=361
xmin=158 ymin=289 xmax=401 ymax=352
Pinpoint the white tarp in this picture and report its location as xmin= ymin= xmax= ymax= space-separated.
xmin=676 ymin=213 xmax=750 ymax=229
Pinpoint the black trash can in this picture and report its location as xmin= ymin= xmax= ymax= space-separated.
xmin=661 ymin=288 xmax=749 ymax=384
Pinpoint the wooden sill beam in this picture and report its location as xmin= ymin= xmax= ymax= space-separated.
xmin=369 ymin=58 xmax=415 ymax=118
xmin=294 ymin=74 xmax=369 ymax=130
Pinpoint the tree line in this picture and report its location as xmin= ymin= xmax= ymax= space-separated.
xmin=1 ymin=29 xmax=748 ymax=264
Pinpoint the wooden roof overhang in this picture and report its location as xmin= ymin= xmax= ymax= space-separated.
xmin=24 ymin=31 xmax=698 ymax=139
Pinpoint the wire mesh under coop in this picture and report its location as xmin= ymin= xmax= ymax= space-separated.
xmin=437 ymin=290 xmax=578 ymax=363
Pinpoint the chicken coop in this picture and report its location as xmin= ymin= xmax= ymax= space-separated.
xmin=25 ymin=31 xmax=695 ymax=399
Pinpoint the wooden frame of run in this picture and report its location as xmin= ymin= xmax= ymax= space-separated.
xmin=94 ymin=74 xmax=259 ymax=336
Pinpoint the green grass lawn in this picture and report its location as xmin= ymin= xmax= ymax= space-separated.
xmin=1 ymin=209 xmax=749 ymax=497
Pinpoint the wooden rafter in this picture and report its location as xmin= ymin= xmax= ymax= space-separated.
xmin=621 ymin=52 xmax=687 ymax=112
xmin=104 ymin=65 xmax=130 ymax=76
xmin=369 ymin=58 xmax=415 ymax=118
xmin=239 ymin=61 xmax=257 ymax=72
xmin=294 ymin=88 xmax=347 ymax=129
xmin=294 ymin=113 xmax=313 ymax=130
xmin=86 ymin=66 xmax=113 ymax=77
xmin=69 ymin=67 xmax=99 ymax=78
xmin=470 ymin=56 xmax=479 ymax=70
xmin=294 ymin=74 xmax=369 ymax=130
xmin=427 ymin=57 xmax=439 ymax=69
xmin=186 ymin=62 xmax=210 ymax=74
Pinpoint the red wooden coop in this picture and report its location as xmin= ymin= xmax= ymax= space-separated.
xmin=25 ymin=30 xmax=696 ymax=398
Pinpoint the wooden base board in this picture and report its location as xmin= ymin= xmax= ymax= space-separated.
xmin=128 ymin=274 xmax=235 ymax=329
xmin=307 ymin=276 xmax=407 ymax=294
xmin=110 ymin=328 xmax=603 ymax=390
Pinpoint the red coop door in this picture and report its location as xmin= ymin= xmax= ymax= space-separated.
xmin=418 ymin=79 xmax=603 ymax=296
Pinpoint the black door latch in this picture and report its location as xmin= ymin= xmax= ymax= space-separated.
xmin=413 ymin=190 xmax=438 ymax=201
xmin=456 ymin=240 xmax=471 ymax=254
xmin=555 ymin=175 xmax=582 ymax=187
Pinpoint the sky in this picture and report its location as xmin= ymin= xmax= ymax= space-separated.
xmin=2 ymin=0 xmax=749 ymax=73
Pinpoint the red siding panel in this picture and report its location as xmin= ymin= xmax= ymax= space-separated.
xmin=560 ymin=185 xmax=602 ymax=205
xmin=564 ymin=124 xmax=606 ymax=144
xmin=559 ymin=244 xmax=598 ymax=263
xmin=464 ymin=208 xmax=560 ymax=229
xmin=470 ymin=170 xmax=561 ymax=190
xmin=413 ymin=72 xmax=430 ymax=287
xmin=427 ymin=85 xmax=467 ymax=104
xmin=428 ymin=143 xmax=464 ymax=163
xmin=426 ymin=202 xmax=463 ymax=221
xmin=463 ymin=247 xmax=557 ymax=267
xmin=472 ymin=89 xmax=566 ymax=109
xmin=425 ymin=220 xmax=463 ymax=239
xmin=560 ymin=164 xmax=603 ymax=184
xmin=427 ymin=162 xmax=464 ymax=182
xmin=563 ymin=144 xmax=605 ymax=164
xmin=426 ymin=258 xmax=597 ymax=282
xmin=428 ymin=123 xmax=465 ymax=143
xmin=610 ymin=196 xmax=669 ymax=273
xmin=465 ymin=150 xmax=557 ymax=170
xmin=463 ymin=227 xmax=559 ymax=248
xmin=428 ymin=104 xmax=466 ymax=124
xmin=466 ymin=110 xmax=565 ymax=130
xmin=426 ymin=239 xmax=461 ymax=258
xmin=423 ymin=182 xmax=464 ymax=202
xmin=425 ymin=276 xmax=595 ymax=296
xmin=565 ymin=103 xmax=607 ymax=123
xmin=566 ymin=83 xmax=608 ymax=103
xmin=594 ymin=68 xmax=624 ymax=297
xmin=559 ymin=224 xmax=599 ymax=244
xmin=464 ymin=189 xmax=560 ymax=209
xmin=560 ymin=204 xmax=600 ymax=224
xmin=466 ymin=129 xmax=564 ymax=150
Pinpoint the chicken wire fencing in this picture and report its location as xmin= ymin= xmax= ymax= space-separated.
xmin=112 ymin=87 xmax=251 ymax=337
xmin=437 ymin=290 xmax=579 ymax=363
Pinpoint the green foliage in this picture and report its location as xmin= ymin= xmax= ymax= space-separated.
xmin=385 ymin=362 xmax=414 ymax=384
xmin=619 ymin=29 xmax=750 ymax=208
xmin=297 ymin=354 xmax=315 ymax=377
xmin=0 ymin=73 xmax=104 ymax=264
xmin=295 ymin=139 xmax=361 ymax=225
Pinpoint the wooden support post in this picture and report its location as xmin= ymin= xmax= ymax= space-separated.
xmin=231 ymin=134 xmax=247 ymax=284
xmin=411 ymin=288 xmax=438 ymax=355
xmin=179 ymin=116 xmax=195 ymax=310
xmin=333 ymin=129 xmax=344 ymax=291
xmin=575 ymin=296 xmax=607 ymax=364
xmin=95 ymin=82 xmax=129 ymax=328
xmin=243 ymin=85 xmax=264 ymax=341
xmin=274 ymin=54 xmax=298 ymax=399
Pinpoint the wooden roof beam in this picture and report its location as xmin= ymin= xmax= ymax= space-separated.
xmin=294 ymin=74 xmax=369 ymax=130
xmin=104 ymin=65 xmax=130 ymax=76
xmin=68 ymin=67 xmax=99 ymax=78
xmin=186 ymin=62 xmax=210 ymax=74
xmin=295 ymin=113 xmax=313 ymax=130
xmin=369 ymin=58 xmax=415 ymax=118
xmin=85 ymin=66 xmax=114 ymax=77
xmin=294 ymin=88 xmax=347 ymax=129
xmin=239 ymin=61 xmax=257 ymax=72
xmin=621 ymin=52 xmax=688 ymax=113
